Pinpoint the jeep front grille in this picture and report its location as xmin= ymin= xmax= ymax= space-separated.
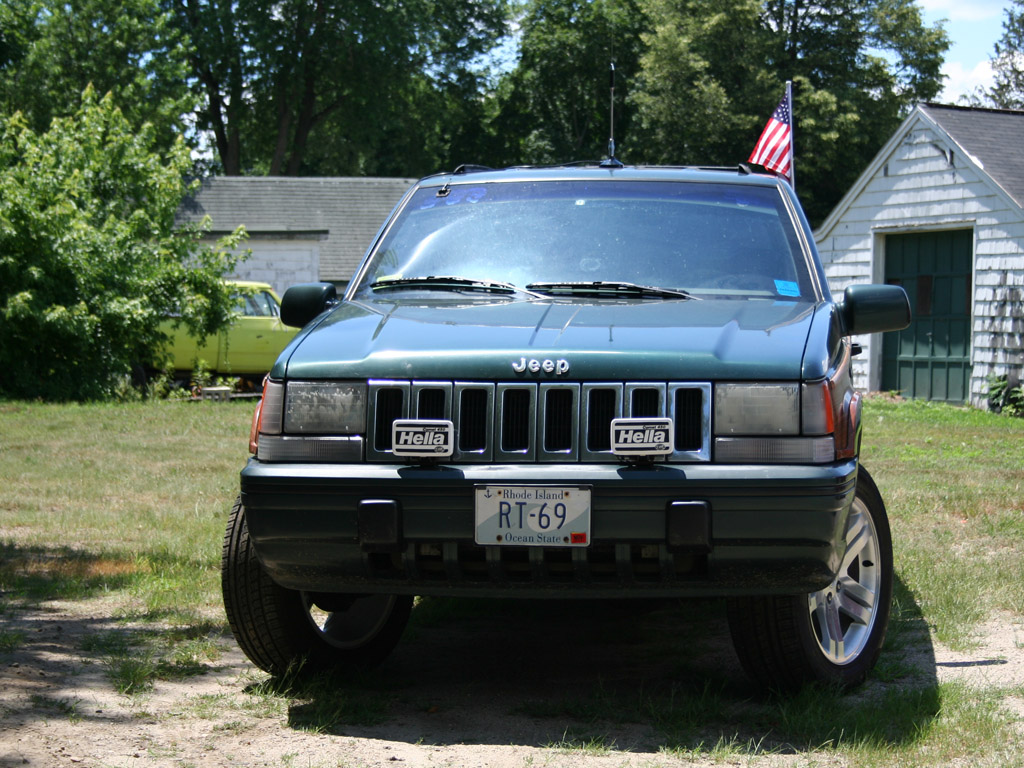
xmin=365 ymin=380 xmax=711 ymax=462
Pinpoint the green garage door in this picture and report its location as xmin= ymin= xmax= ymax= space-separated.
xmin=881 ymin=230 xmax=972 ymax=403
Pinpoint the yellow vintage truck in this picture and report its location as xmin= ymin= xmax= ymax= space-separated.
xmin=161 ymin=280 xmax=298 ymax=380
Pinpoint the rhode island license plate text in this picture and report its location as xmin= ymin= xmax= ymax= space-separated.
xmin=474 ymin=485 xmax=591 ymax=547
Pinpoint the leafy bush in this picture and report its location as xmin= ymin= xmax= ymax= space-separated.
xmin=0 ymin=88 xmax=244 ymax=401
xmin=985 ymin=373 xmax=1024 ymax=417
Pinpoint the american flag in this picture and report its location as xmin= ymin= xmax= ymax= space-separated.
xmin=749 ymin=92 xmax=793 ymax=182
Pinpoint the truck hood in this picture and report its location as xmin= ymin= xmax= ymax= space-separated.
xmin=277 ymin=297 xmax=821 ymax=381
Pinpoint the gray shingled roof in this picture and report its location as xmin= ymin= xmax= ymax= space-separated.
xmin=921 ymin=103 xmax=1024 ymax=209
xmin=176 ymin=176 xmax=416 ymax=282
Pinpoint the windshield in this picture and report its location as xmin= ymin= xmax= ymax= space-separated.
xmin=352 ymin=179 xmax=814 ymax=301
xmin=233 ymin=290 xmax=281 ymax=317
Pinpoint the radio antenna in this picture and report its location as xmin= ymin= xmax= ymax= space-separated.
xmin=602 ymin=63 xmax=623 ymax=168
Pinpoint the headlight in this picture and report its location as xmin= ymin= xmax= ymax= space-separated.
xmin=713 ymin=381 xmax=839 ymax=464
xmin=714 ymin=383 xmax=799 ymax=435
xmin=283 ymin=381 xmax=367 ymax=434
xmin=254 ymin=380 xmax=368 ymax=462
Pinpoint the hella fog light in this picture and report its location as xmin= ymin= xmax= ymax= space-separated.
xmin=284 ymin=381 xmax=367 ymax=434
xmin=714 ymin=383 xmax=799 ymax=435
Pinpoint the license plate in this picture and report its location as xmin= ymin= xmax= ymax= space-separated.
xmin=475 ymin=485 xmax=591 ymax=547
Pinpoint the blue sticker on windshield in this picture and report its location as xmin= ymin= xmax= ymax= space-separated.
xmin=774 ymin=280 xmax=800 ymax=297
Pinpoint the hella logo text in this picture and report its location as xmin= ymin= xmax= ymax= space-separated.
xmin=610 ymin=418 xmax=674 ymax=457
xmin=391 ymin=420 xmax=454 ymax=458
xmin=396 ymin=430 xmax=447 ymax=446
xmin=616 ymin=427 xmax=668 ymax=444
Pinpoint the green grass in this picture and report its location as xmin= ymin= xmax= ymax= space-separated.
xmin=545 ymin=730 xmax=617 ymax=755
xmin=1 ymin=396 xmax=1022 ymax=764
xmin=0 ymin=399 xmax=251 ymax=618
xmin=859 ymin=398 xmax=1024 ymax=648
xmin=29 ymin=695 xmax=83 ymax=722
xmin=0 ymin=399 xmax=250 ymax=696
xmin=0 ymin=628 xmax=25 ymax=653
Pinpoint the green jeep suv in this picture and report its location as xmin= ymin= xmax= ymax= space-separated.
xmin=222 ymin=164 xmax=910 ymax=691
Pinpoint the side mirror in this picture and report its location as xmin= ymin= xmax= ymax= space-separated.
xmin=281 ymin=282 xmax=338 ymax=328
xmin=839 ymin=284 xmax=911 ymax=336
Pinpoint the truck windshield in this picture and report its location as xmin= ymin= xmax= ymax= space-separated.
xmin=352 ymin=180 xmax=814 ymax=301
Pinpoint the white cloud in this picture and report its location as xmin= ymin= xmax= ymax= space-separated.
xmin=918 ymin=0 xmax=1007 ymax=23
xmin=938 ymin=59 xmax=996 ymax=102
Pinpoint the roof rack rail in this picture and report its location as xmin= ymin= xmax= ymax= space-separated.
xmin=502 ymin=160 xmax=607 ymax=170
xmin=684 ymin=165 xmax=757 ymax=174
xmin=430 ymin=162 xmax=766 ymax=177
xmin=452 ymin=164 xmax=494 ymax=175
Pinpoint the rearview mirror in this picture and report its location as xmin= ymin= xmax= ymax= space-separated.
xmin=839 ymin=284 xmax=911 ymax=336
xmin=281 ymin=282 xmax=338 ymax=328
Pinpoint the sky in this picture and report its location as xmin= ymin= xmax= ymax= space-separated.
xmin=919 ymin=0 xmax=1016 ymax=102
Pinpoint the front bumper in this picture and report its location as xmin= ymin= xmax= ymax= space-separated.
xmin=240 ymin=458 xmax=858 ymax=598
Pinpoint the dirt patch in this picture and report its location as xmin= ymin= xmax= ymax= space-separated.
xmin=929 ymin=615 xmax=1024 ymax=689
xmin=1 ymin=598 xmax=1022 ymax=768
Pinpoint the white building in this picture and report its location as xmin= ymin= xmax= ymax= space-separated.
xmin=176 ymin=176 xmax=416 ymax=298
xmin=815 ymin=104 xmax=1024 ymax=406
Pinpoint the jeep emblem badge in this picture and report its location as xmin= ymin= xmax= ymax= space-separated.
xmin=512 ymin=357 xmax=570 ymax=375
xmin=610 ymin=418 xmax=674 ymax=457
xmin=392 ymin=419 xmax=454 ymax=458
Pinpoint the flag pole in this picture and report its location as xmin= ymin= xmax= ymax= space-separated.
xmin=609 ymin=63 xmax=616 ymax=160
xmin=786 ymin=80 xmax=795 ymax=193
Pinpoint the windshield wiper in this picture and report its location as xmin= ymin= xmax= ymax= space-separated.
xmin=525 ymin=281 xmax=699 ymax=300
xmin=370 ymin=275 xmax=543 ymax=298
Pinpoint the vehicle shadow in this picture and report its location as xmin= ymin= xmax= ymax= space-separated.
xmin=0 ymin=538 xmax=940 ymax=758
xmin=272 ymin=572 xmax=939 ymax=755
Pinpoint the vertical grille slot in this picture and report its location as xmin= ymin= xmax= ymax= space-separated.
xmin=501 ymin=389 xmax=532 ymax=452
xmin=674 ymin=387 xmax=703 ymax=452
xmin=495 ymin=384 xmax=535 ymax=461
xmin=458 ymin=388 xmax=489 ymax=452
xmin=630 ymin=388 xmax=661 ymax=417
xmin=374 ymin=388 xmax=404 ymax=450
xmin=418 ymin=388 xmax=447 ymax=419
xmin=544 ymin=389 xmax=574 ymax=452
xmin=668 ymin=382 xmax=711 ymax=461
xmin=587 ymin=388 xmax=617 ymax=451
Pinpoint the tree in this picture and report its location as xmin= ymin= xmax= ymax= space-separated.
xmin=171 ymin=0 xmax=509 ymax=176
xmin=990 ymin=0 xmax=1024 ymax=109
xmin=0 ymin=89 xmax=244 ymax=401
xmin=494 ymin=0 xmax=649 ymax=164
xmin=629 ymin=0 xmax=948 ymax=224
xmin=0 ymin=0 xmax=195 ymax=150
xmin=629 ymin=0 xmax=775 ymax=166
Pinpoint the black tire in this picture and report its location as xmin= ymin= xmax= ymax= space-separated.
xmin=727 ymin=466 xmax=893 ymax=692
xmin=221 ymin=496 xmax=412 ymax=675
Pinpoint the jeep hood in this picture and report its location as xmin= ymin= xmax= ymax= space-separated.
xmin=276 ymin=298 xmax=825 ymax=382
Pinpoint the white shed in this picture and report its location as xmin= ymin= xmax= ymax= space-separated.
xmin=815 ymin=103 xmax=1024 ymax=406
xmin=176 ymin=176 xmax=416 ymax=298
